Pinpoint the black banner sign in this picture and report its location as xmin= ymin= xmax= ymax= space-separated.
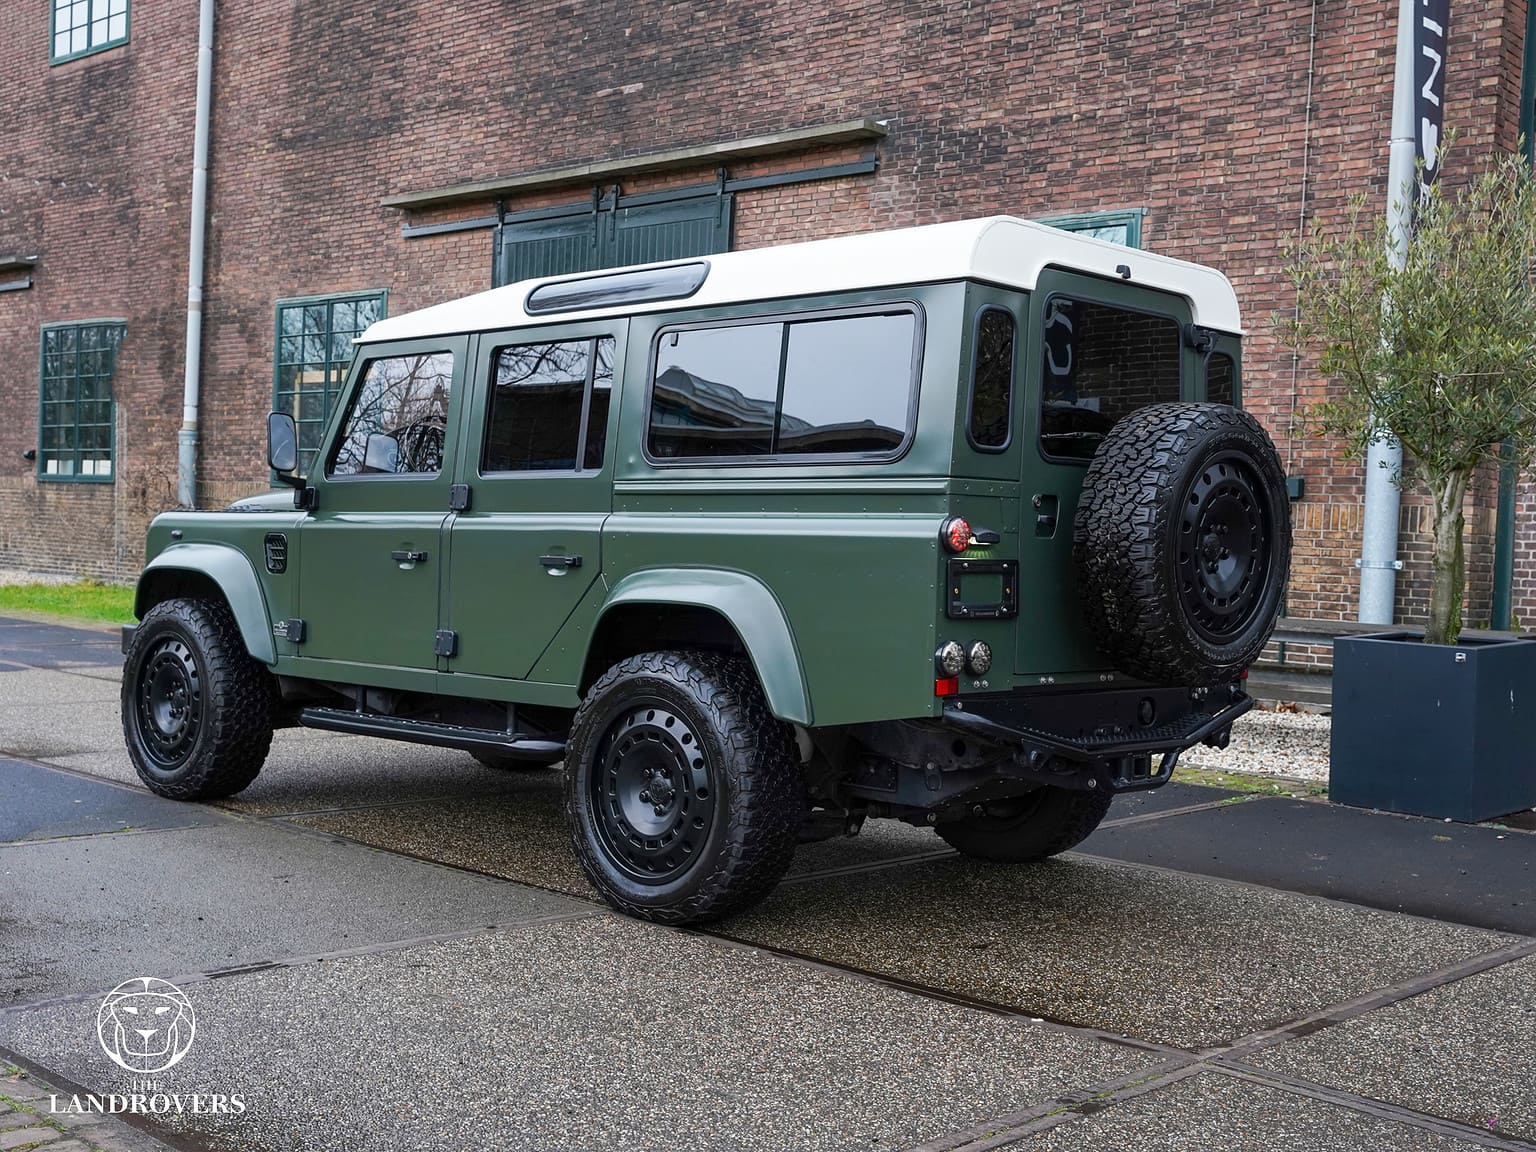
xmin=1415 ymin=0 xmax=1449 ymax=199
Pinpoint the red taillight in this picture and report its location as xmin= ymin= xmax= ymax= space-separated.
xmin=935 ymin=676 xmax=960 ymax=697
xmin=941 ymin=517 xmax=972 ymax=554
xmin=1240 ymin=667 xmax=1250 ymax=680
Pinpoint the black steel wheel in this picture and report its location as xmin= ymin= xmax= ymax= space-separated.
xmin=121 ymin=597 xmax=273 ymax=800
xmin=1073 ymin=402 xmax=1291 ymax=685
xmin=936 ymin=786 xmax=1113 ymax=863
xmin=565 ymin=650 xmax=800 ymax=924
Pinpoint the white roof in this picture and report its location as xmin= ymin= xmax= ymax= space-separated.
xmin=360 ymin=215 xmax=1242 ymax=344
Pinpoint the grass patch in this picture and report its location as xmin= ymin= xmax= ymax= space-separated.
xmin=0 ymin=581 xmax=134 ymax=625
xmin=1176 ymin=763 xmax=1328 ymax=798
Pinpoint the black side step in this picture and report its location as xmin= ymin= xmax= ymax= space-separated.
xmin=298 ymin=707 xmax=566 ymax=763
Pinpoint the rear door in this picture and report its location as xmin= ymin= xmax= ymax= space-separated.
xmin=1015 ymin=269 xmax=1193 ymax=677
xmin=443 ymin=321 xmax=624 ymax=680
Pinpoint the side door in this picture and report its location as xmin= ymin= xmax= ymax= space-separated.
xmin=294 ymin=338 xmax=467 ymax=678
xmin=443 ymin=322 xmax=624 ymax=682
xmin=1016 ymin=269 xmax=1194 ymax=677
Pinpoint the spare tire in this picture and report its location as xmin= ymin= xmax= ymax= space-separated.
xmin=1073 ymin=402 xmax=1291 ymax=686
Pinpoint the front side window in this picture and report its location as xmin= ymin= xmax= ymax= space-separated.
xmin=329 ymin=352 xmax=454 ymax=477
xmin=39 ymin=321 xmax=123 ymax=481
xmin=482 ymin=337 xmax=615 ymax=472
xmin=51 ymin=0 xmax=128 ymax=62
xmin=648 ymin=309 xmax=918 ymax=461
xmin=1039 ymin=297 xmax=1181 ymax=461
xmin=968 ymin=308 xmax=1015 ymax=450
xmin=275 ymin=293 xmax=385 ymax=476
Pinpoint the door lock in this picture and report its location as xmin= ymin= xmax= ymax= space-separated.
xmin=538 ymin=554 xmax=582 ymax=571
xmin=390 ymin=550 xmax=429 ymax=566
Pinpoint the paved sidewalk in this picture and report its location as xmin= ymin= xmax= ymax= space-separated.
xmin=2 ymin=615 xmax=1534 ymax=1151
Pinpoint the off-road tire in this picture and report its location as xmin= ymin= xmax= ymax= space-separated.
xmin=1074 ymin=402 xmax=1290 ymax=686
xmin=565 ymin=650 xmax=800 ymax=924
xmin=471 ymin=751 xmax=558 ymax=772
xmin=121 ymin=597 xmax=274 ymax=800
xmin=936 ymin=786 xmax=1114 ymax=862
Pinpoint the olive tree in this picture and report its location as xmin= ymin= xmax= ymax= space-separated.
xmin=1287 ymin=147 xmax=1536 ymax=644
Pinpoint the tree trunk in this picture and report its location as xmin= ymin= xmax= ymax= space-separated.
xmin=1425 ymin=470 xmax=1470 ymax=646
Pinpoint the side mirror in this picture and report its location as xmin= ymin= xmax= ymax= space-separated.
xmin=267 ymin=412 xmax=299 ymax=476
xmin=363 ymin=433 xmax=398 ymax=474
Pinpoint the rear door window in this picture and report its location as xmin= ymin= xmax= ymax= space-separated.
xmin=967 ymin=307 xmax=1015 ymax=451
xmin=1039 ymin=298 xmax=1181 ymax=461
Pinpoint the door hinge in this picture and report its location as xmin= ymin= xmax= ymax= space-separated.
xmin=434 ymin=629 xmax=458 ymax=657
xmin=450 ymin=483 xmax=472 ymax=512
xmin=274 ymin=618 xmax=306 ymax=643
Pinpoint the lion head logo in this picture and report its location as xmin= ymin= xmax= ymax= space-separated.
xmin=97 ymin=978 xmax=197 ymax=1074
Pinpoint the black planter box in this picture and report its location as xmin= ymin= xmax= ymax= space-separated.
xmin=1331 ymin=631 xmax=1536 ymax=823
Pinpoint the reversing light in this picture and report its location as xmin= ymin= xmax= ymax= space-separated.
xmin=966 ymin=641 xmax=992 ymax=676
xmin=940 ymin=517 xmax=972 ymax=554
xmin=936 ymin=641 xmax=965 ymax=677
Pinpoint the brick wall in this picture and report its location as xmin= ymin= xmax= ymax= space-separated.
xmin=0 ymin=0 xmax=1530 ymax=631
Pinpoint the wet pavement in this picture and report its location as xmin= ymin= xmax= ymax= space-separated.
xmin=2 ymin=615 xmax=1535 ymax=1151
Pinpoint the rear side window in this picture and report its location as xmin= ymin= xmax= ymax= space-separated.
xmin=329 ymin=351 xmax=454 ymax=477
xmin=482 ymin=337 xmax=614 ymax=473
xmin=1039 ymin=297 xmax=1181 ymax=461
xmin=1207 ymin=352 xmax=1236 ymax=406
xmin=967 ymin=307 xmax=1015 ymax=450
xmin=648 ymin=309 xmax=918 ymax=461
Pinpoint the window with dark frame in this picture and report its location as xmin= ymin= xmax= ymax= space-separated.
xmin=647 ymin=310 xmax=918 ymax=461
xmin=1207 ymin=352 xmax=1236 ymax=407
xmin=51 ymin=0 xmax=127 ymax=62
xmin=39 ymin=321 xmax=123 ymax=481
xmin=328 ymin=352 xmax=454 ymax=477
xmin=1039 ymin=297 xmax=1182 ymax=462
xmin=274 ymin=293 xmax=385 ymax=476
xmin=968 ymin=308 xmax=1015 ymax=450
xmin=481 ymin=337 xmax=615 ymax=473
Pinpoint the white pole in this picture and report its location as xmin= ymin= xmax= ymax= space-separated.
xmin=1358 ymin=0 xmax=1414 ymax=624
xmin=177 ymin=0 xmax=215 ymax=509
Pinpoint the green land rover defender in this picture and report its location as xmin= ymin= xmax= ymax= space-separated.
xmin=122 ymin=216 xmax=1290 ymax=923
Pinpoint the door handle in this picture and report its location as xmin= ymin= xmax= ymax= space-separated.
xmin=538 ymin=554 xmax=582 ymax=570
xmin=1032 ymin=494 xmax=1059 ymax=539
xmin=390 ymin=550 xmax=429 ymax=564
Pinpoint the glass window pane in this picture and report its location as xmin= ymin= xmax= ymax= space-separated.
xmin=482 ymin=341 xmax=589 ymax=472
xmin=90 ymin=18 xmax=108 ymax=44
xmin=329 ymin=352 xmax=453 ymax=477
xmin=107 ymin=13 xmax=125 ymax=40
xmin=649 ymin=323 xmax=781 ymax=459
xmin=303 ymin=304 xmax=326 ymax=334
xmin=355 ymin=298 xmax=382 ymax=327
xmin=279 ymin=307 xmax=303 ymax=337
xmin=777 ymin=313 xmax=914 ymax=455
xmin=968 ymin=308 xmax=1015 ymax=450
xmin=1207 ymin=352 xmax=1236 ymax=406
xmin=331 ymin=300 xmax=355 ymax=333
xmin=54 ymin=31 xmax=71 ymax=56
xmin=1039 ymin=298 xmax=1182 ymax=461
xmin=583 ymin=337 xmax=615 ymax=470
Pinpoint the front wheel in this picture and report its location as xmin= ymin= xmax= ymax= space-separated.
xmin=121 ymin=597 xmax=274 ymax=800
xmin=936 ymin=786 xmax=1113 ymax=862
xmin=565 ymin=651 xmax=800 ymax=924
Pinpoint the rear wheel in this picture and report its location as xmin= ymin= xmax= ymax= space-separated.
xmin=936 ymin=786 xmax=1113 ymax=862
xmin=565 ymin=650 xmax=800 ymax=924
xmin=121 ymin=597 xmax=273 ymax=800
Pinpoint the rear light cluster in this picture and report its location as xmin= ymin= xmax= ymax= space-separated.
xmin=939 ymin=517 xmax=1001 ymax=554
xmin=934 ymin=640 xmax=994 ymax=695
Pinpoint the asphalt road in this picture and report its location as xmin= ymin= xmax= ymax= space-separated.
xmin=2 ymin=615 xmax=1534 ymax=1152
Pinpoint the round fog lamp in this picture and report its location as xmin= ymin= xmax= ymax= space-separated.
xmin=936 ymin=641 xmax=966 ymax=677
xmin=966 ymin=641 xmax=992 ymax=676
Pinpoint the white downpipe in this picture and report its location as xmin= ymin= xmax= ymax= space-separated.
xmin=177 ymin=0 xmax=215 ymax=509
xmin=1358 ymin=0 xmax=1413 ymax=624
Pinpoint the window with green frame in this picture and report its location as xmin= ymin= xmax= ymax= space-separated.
xmin=1037 ymin=208 xmax=1145 ymax=248
xmin=274 ymin=292 xmax=386 ymax=476
xmin=51 ymin=0 xmax=128 ymax=63
xmin=39 ymin=320 xmax=123 ymax=481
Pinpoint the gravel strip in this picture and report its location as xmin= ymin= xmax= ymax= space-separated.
xmin=1183 ymin=708 xmax=1332 ymax=783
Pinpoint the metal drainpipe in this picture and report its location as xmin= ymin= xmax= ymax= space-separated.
xmin=1358 ymin=0 xmax=1414 ymax=624
xmin=177 ymin=0 xmax=215 ymax=509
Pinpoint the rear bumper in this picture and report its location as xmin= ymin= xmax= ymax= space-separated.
xmin=940 ymin=685 xmax=1252 ymax=792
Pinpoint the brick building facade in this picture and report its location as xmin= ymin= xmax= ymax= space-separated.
xmin=1 ymin=0 xmax=1532 ymax=633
